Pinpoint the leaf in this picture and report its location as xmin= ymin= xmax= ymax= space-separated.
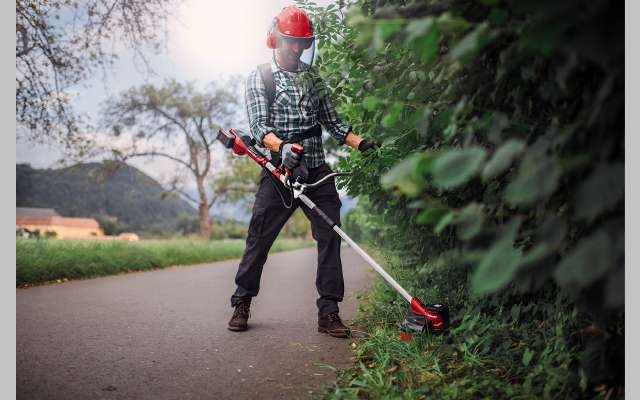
xmin=504 ymin=155 xmax=561 ymax=206
xmin=414 ymin=28 xmax=440 ymax=63
xmin=487 ymin=112 xmax=510 ymax=144
xmin=553 ymin=231 xmax=612 ymax=288
xmin=522 ymin=349 xmax=534 ymax=367
xmin=407 ymin=200 xmax=428 ymax=209
xmin=381 ymin=152 xmax=431 ymax=197
xmin=482 ymin=139 xmax=526 ymax=181
xmin=452 ymin=203 xmax=485 ymax=240
xmin=471 ymin=219 xmax=522 ymax=295
xmin=519 ymin=242 xmax=554 ymax=268
xmin=378 ymin=19 xmax=404 ymax=39
xmin=435 ymin=13 xmax=471 ymax=34
xmin=415 ymin=107 xmax=433 ymax=137
xmin=416 ymin=207 xmax=449 ymax=225
xmin=434 ymin=212 xmax=455 ymax=234
xmin=372 ymin=19 xmax=403 ymax=52
xmin=404 ymin=17 xmax=435 ymax=43
xmin=448 ymin=23 xmax=490 ymax=64
xmin=510 ymin=304 xmax=521 ymax=322
xmin=575 ymin=163 xmax=624 ymax=222
xmin=432 ymin=147 xmax=487 ymax=189
xmin=382 ymin=102 xmax=404 ymax=128
xmin=362 ymin=96 xmax=380 ymax=111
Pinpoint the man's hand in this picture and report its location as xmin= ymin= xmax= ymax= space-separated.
xmin=280 ymin=143 xmax=302 ymax=169
xmin=358 ymin=139 xmax=381 ymax=153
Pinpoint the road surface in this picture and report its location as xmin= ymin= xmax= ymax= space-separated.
xmin=17 ymin=246 xmax=375 ymax=399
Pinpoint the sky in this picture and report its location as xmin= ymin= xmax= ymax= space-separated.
xmin=16 ymin=0 xmax=351 ymax=218
xmin=17 ymin=0 xmax=336 ymax=171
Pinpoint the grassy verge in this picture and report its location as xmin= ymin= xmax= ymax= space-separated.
xmin=17 ymin=238 xmax=314 ymax=286
xmin=324 ymin=248 xmax=585 ymax=400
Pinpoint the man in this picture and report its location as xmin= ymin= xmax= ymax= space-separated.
xmin=228 ymin=5 xmax=378 ymax=338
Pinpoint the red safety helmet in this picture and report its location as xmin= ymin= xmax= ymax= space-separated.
xmin=266 ymin=6 xmax=314 ymax=49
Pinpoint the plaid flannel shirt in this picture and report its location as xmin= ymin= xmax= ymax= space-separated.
xmin=244 ymin=61 xmax=351 ymax=168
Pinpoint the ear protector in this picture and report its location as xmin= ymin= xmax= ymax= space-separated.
xmin=266 ymin=18 xmax=278 ymax=49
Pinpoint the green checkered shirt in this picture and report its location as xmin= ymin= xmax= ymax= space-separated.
xmin=244 ymin=61 xmax=351 ymax=168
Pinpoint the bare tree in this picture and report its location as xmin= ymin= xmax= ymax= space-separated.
xmin=16 ymin=0 xmax=179 ymax=151
xmin=101 ymin=79 xmax=241 ymax=238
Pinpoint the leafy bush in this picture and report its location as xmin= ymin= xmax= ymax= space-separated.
xmin=95 ymin=214 xmax=128 ymax=235
xmin=210 ymin=219 xmax=249 ymax=240
xmin=300 ymin=0 xmax=623 ymax=396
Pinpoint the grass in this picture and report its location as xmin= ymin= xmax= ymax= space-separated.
xmin=16 ymin=237 xmax=314 ymax=286
xmin=323 ymin=248 xmax=586 ymax=400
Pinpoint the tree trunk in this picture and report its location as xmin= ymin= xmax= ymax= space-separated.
xmin=196 ymin=176 xmax=211 ymax=239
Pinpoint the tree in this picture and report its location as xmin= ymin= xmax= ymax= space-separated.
xmin=210 ymin=155 xmax=261 ymax=212
xmin=16 ymin=0 xmax=179 ymax=150
xmin=211 ymin=155 xmax=312 ymax=239
xmin=100 ymin=79 xmax=240 ymax=239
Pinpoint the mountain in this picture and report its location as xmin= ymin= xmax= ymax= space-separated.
xmin=16 ymin=162 xmax=196 ymax=231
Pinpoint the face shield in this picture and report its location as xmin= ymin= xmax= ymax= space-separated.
xmin=273 ymin=33 xmax=316 ymax=72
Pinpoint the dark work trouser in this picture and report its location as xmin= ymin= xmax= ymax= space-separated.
xmin=230 ymin=163 xmax=343 ymax=317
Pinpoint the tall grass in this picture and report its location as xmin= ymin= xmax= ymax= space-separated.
xmin=17 ymin=238 xmax=314 ymax=286
xmin=324 ymin=248 xmax=583 ymax=400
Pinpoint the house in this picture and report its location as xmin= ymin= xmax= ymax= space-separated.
xmin=16 ymin=207 xmax=104 ymax=239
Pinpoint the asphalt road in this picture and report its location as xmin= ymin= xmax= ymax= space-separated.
xmin=17 ymin=246 xmax=375 ymax=400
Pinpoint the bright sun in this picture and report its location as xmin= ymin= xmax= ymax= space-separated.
xmin=170 ymin=0 xmax=285 ymax=79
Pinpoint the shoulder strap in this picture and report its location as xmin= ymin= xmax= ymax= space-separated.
xmin=258 ymin=63 xmax=275 ymax=109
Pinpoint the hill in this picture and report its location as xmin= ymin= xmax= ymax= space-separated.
xmin=16 ymin=162 xmax=196 ymax=231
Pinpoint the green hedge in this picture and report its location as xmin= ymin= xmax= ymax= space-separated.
xmin=301 ymin=0 xmax=623 ymax=397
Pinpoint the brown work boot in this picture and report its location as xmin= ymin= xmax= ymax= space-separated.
xmin=228 ymin=298 xmax=251 ymax=331
xmin=318 ymin=312 xmax=351 ymax=338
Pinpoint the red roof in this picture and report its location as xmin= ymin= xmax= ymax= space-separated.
xmin=16 ymin=216 xmax=100 ymax=229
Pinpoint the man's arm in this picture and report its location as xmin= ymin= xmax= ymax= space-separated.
xmin=314 ymin=79 xmax=372 ymax=151
xmin=262 ymin=132 xmax=283 ymax=153
xmin=344 ymin=132 xmax=364 ymax=149
xmin=245 ymin=70 xmax=277 ymax=146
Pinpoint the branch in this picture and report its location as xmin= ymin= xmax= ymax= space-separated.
xmin=208 ymin=185 xmax=255 ymax=209
xmin=148 ymin=105 xmax=192 ymax=141
xmin=195 ymin=117 xmax=211 ymax=176
xmin=124 ymin=151 xmax=195 ymax=174
xmin=172 ymin=187 xmax=199 ymax=205
xmin=16 ymin=23 xmax=35 ymax=57
xmin=208 ymin=194 xmax=218 ymax=209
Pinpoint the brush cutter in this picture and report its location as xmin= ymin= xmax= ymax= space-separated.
xmin=217 ymin=128 xmax=450 ymax=336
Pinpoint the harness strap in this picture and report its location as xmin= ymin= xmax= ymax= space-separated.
xmin=258 ymin=63 xmax=275 ymax=110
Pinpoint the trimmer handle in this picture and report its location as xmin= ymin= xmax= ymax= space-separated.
xmin=282 ymin=143 xmax=304 ymax=179
xmin=217 ymin=129 xmax=236 ymax=149
xmin=291 ymin=143 xmax=304 ymax=154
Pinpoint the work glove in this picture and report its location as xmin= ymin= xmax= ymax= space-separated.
xmin=358 ymin=139 xmax=381 ymax=153
xmin=280 ymin=142 xmax=302 ymax=169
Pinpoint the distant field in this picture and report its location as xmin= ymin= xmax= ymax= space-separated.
xmin=16 ymin=238 xmax=314 ymax=286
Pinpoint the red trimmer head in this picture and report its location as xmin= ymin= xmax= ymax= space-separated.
xmin=400 ymin=297 xmax=449 ymax=338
